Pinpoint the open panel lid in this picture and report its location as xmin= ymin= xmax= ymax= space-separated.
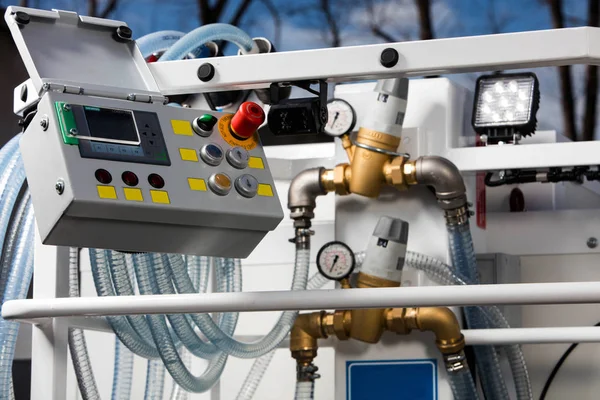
xmin=5 ymin=6 xmax=161 ymax=99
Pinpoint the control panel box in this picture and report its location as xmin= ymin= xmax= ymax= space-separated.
xmin=6 ymin=6 xmax=283 ymax=257
xmin=23 ymin=92 xmax=283 ymax=257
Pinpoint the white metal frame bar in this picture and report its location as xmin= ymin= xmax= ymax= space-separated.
xmin=149 ymin=27 xmax=600 ymax=95
xmin=7 ymin=281 xmax=600 ymax=321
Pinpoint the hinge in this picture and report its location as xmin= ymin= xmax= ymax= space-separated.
xmin=41 ymin=83 xmax=83 ymax=95
xmin=126 ymin=93 xmax=168 ymax=104
xmin=39 ymin=82 xmax=167 ymax=104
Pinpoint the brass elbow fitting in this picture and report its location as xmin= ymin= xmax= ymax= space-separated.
xmin=386 ymin=307 xmax=464 ymax=355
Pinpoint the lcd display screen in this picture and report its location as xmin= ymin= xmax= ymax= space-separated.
xmin=83 ymin=106 xmax=139 ymax=143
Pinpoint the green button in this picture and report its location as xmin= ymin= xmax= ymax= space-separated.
xmin=199 ymin=114 xmax=217 ymax=123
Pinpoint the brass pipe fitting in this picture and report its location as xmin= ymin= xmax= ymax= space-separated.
xmin=290 ymin=311 xmax=327 ymax=363
xmin=349 ymin=272 xmax=401 ymax=344
xmin=385 ymin=307 xmax=465 ymax=355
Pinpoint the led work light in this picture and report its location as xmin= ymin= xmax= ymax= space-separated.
xmin=472 ymin=73 xmax=540 ymax=144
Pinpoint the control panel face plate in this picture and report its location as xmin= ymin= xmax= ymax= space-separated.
xmin=21 ymin=92 xmax=283 ymax=256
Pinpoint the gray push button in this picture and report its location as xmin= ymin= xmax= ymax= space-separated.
xmin=200 ymin=144 xmax=224 ymax=166
xmin=235 ymin=174 xmax=259 ymax=198
xmin=226 ymin=146 xmax=250 ymax=169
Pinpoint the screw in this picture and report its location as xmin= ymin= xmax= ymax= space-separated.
xmin=69 ymin=128 xmax=78 ymax=136
xmin=40 ymin=115 xmax=49 ymax=131
xmin=127 ymin=94 xmax=136 ymax=101
xmin=55 ymin=179 xmax=65 ymax=195
xmin=41 ymin=83 xmax=50 ymax=91
xmin=587 ymin=237 xmax=598 ymax=249
xmin=62 ymin=103 xmax=71 ymax=111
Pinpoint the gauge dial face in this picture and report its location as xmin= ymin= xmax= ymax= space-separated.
xmin=324 ymin=99 xmax=356 ymax=137
xmin=316 ymin=241 xmax=355 ymax=280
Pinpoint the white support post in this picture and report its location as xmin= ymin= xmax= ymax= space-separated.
xmin=30 ymin=229 xmax=69 ymax=400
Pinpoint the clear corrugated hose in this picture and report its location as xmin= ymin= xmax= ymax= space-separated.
xmin=133 ymin=253 xmax=232 ymax=393
xmin=68 ymin=247 xmax=101 ymax=400
xmin=235 ymin=273 xmax=329 ymax=400
xmin=447 ymin=356 xmax=479 ymax=400
xmin=165 ymin=249 xmax=311 ymax=358
xmin=447 ymin=222 xmax=509 ymax=400
xmin=404 ymin=250 xmax=532 ymax=400
xmin=144 ymin=359 xmax=166 ymax=400
xmin=294 ymin=381 xmax=314 ymax=400
xmin=111 ymin=338 xmax=133 ymax=400
xmin=0 ymin=139 xmax=32 ymax=400
xmin=136 ymin=30 xmax=185 ymax=58
xmin=160 ymin=23 xmax=255 ymax=61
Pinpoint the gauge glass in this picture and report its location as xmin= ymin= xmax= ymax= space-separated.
xmin=316 ymin=241 xmax=355 ymax=280
xmin=324 ymin=99 xmax=356 ymax=136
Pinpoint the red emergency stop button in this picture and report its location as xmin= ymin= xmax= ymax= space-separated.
xmin=230 ymin=102 xmax=265 ymax=139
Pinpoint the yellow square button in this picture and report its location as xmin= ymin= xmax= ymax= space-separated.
xmin=188 ymin=178 xmax=207 ymax=191
xmin=248 ymin=156 xmax=264 ymax=169
xmin=257 ymin=184 xmax=274 ymax=197
xmin=171 ymin=120 xmax=193 ymax=136
xmin=179 ymin=148 xmax=199 ymax=162
xmin=97 ymin=185 xmax=117 ymax=200
xmin=123 ymin=187 xmax=143 ymax=202
xmin=150 ymin=190 xmax=170 ymax=204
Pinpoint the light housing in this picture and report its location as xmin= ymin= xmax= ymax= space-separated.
xmin=472 ymin=72 xmax=540 ymax=144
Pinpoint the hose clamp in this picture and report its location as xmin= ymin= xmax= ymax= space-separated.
xmin=297 ymin=363 xmax=321 ymax=382
xmin=444 ymin=205 xmax=470 ymax=226
xmin=444 ymin=352 xmax=467 ymax=373
xmin=353 ymin=140 xmax=410 ymax=159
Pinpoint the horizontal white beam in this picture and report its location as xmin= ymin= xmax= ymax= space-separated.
xmin=6 ymin=281 xmax=600 ymax=320
xmin=149 ymin=27 xmax=600 ymax=95
xmin=446 ymin=141 xmax=600 ymax=172
xmin=463 ymin=327 xmax=600 ymax=345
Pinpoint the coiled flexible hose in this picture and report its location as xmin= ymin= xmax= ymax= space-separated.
xmin=165 ymin=249 xmax=310 ymax=358
xmin=447 ymin=222 xmax=509 ymax=400
xmin=0 ymin=187 xmax=33 ymax=400
xmin=68 ymin=247 xmax=101 ymax=400
xmin=133 ymin=253 xmax=231 ymax=393
xmin=136 ymin=30 xmax=185 ymax=58
xmin=235 ymin=273 xmax=329 ymax=400
xmin=160 ymin=23 xmax=256 ymax=61
xmin=111 ymin=338 xmax=133 ymax=400
xmin=144 ymin=359 xmax=166 ymax=400
xmin=90 ymin=248 xmax=160 ymax=359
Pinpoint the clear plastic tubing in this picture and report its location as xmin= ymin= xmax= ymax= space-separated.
xmin=89 ymin=248 xmax=160 ymax=359
xmin=447 ymin=222 xmax=509 ymax=400
xmin=235 ymin=272 xmax=328 ymax=400
xmin=136 ymin=30 xmax=185 ymax=58
xmin=111 ymin=338 xmax=133 ymax=400
xmin=160 ymin=23 xmax=256 ymax=61
xmin=133 ymin=253 xmax=231 ymax=393
xmin=165 ymin=248 xmax=310 ymax=358
xmin=68 ymin=247 xmax=101 ymax=400
xmin=294 ymin=381 xmax=314 ymax=400
xmin=448 ymin=360 xmax=479 ymax=400
xmin=0 ymin=191 xmax=34 ymax=400
xmin=144 ymin=359 xmax=166 ymax=400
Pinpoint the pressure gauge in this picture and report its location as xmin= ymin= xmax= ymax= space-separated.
xmin=316 ymin=241 xmax=356 ymax=280
xmin=324 ymin=99 xmax=356 ymax=137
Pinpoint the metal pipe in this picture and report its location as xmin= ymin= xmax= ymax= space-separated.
xmin=287 ymin=167 xmax=327 ymax=223
xmin=464 ymin=327 xmax=600 ymax=345
xmin=8 ymin=281 xmax=600 ymax=320
xmin=414 ymin=156 xmax=467 ymax=210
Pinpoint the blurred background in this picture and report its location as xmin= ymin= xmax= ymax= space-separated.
xmin=0 ymin=0 xmax=598 ymax=143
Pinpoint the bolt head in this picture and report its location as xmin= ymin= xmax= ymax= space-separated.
xmin=69 ymin=128 xmax=78 ymax=136
xmin=62 ymin=103 xmax=71 ymax=111
xmin=587 ymin=237 xmax=598 ymax=249
xmin=40 ymin=116 xmax=49 ymax=130
xmin=55 ymin=179 xmax=65 ymax=195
